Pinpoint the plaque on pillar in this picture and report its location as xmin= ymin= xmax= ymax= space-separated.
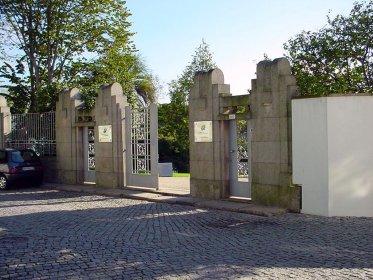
xmin=98 ymin=125 xmax=112 ymax=142
xmin=194 ymin=121 xmax=213 ymax=142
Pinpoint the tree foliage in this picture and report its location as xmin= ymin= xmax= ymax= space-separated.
xmin=169 ymin=39 xmax=217 ymax=104
xmin=72 ymin=51 xmax=158 ymax=111
xmin=0 ymin=0 xmax=156 ymax=113
xmin=284 ymin=0 xmax=373 ymax=95
xmin=158 ymin=40 xmax=217 ymax=172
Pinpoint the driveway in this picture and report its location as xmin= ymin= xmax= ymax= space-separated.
xmin=0 ymin=188 xmax=372 ymax=279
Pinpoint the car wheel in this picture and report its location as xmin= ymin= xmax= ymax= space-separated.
xmin=0 ymin=175 xmax=8 ymax=190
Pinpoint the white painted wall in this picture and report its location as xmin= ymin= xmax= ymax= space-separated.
xmin=292 ymin=98 xmax=329 ymax=216
xmin=292 ymin=96 xmax=373 ymax=217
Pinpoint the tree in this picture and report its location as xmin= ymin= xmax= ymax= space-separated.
xmin=0 ymin=57 xmax=30 ymax=113
xmin=169 ymin=39 xmax=217 ymax=104
xmin=284 ymin=0 xmax=372 ymax=95
xmin=0 ymin=0 xmax=155 ymax=113
xmin=158 ymin=40 xmax=217 ymax=172
xmin=72 ymin=51 xmax=158 ymax=110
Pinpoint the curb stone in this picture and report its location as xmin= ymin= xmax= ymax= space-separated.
xmin=43 ymin=183 xmax=287 ymax=217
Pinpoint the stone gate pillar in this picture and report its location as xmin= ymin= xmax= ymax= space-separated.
xmin=94 ymin=83 xmax=128 ymax=188
xmin=250 ymin=58 xmax=300 ymax=211
xmin=189 ymin=69 xmax=231 ymax=199
xmin=0 ymin=96 xmax=11 ymax=148
xmin=56 ymin=88 xmax=84 ymax=184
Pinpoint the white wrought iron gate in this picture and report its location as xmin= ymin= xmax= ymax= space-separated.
xmin=229 ymin=119 xmax=252 ymax=198
xmin=125 ymin=104 xmax=158 ymax=189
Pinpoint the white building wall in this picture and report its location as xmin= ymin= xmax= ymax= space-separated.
xmin=327 ymin=97 xmax=373 ymax=216
xmin=292 ymin=96 xmax=373 ymax=217
xmin=292 ymin=98 xmax=329 ymax=216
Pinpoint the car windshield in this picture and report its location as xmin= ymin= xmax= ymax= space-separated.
xmin=11 ymin=150 xmax=39 ymax=163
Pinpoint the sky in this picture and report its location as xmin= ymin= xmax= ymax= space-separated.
xmin=126 ymin=0 xmax=357 ymax=103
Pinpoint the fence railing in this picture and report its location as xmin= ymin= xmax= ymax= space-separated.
xmin=5 ymin=112 xmax=56 ymax=156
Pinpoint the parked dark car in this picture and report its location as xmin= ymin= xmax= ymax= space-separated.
xmin=0 ymin=149 xmax=43 ymax=190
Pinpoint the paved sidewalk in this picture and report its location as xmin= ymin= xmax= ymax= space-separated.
xmin=44 ymin=183 xmax=287 ymax=217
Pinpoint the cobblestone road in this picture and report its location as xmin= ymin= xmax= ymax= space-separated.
xmin=0 ymin=189 xmax=372 ymax=279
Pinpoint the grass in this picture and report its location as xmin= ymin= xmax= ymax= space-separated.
xmin=173 ymin=172 xmax=190 ymax=177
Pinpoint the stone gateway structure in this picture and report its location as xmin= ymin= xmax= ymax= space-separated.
xmin=189 ymin=58 xmax=301 ymax=211
xmin=1 ymin=58 xmax=305 ymax=213
xmin=54 ymin=82 xmax=158 ymax=190
xmin=2 ymin=57 xmax=371 ymax=216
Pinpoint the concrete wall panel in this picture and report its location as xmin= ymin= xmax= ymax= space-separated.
xmin=293 ymin=96 xmax=373 ymax=217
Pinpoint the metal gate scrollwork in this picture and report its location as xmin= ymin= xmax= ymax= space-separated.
xmin=131 ymin=108 xmax=151 ymax=174
xmin=88 ymin=127 xmax=95 ymax=171
xmin=237 ymin=145 xmax=249 ymax=177
xmin=237 ymin=120 xmax=249 ymax=178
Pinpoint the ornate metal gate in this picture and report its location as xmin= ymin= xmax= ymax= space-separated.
xmin=229 ymin=119 xmax=252 ymax=198
xmin=5 ymin=112 xmax=56 ymax=156
xmin=125 ymin=104 xmax=158 ymax=189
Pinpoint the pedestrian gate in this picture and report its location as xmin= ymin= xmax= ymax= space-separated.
xmin=229 ymin=119 xmax=252 ymax=198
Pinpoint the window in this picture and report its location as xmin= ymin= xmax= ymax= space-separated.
xmin=11 ymin=151 xmax=24 ymax=163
